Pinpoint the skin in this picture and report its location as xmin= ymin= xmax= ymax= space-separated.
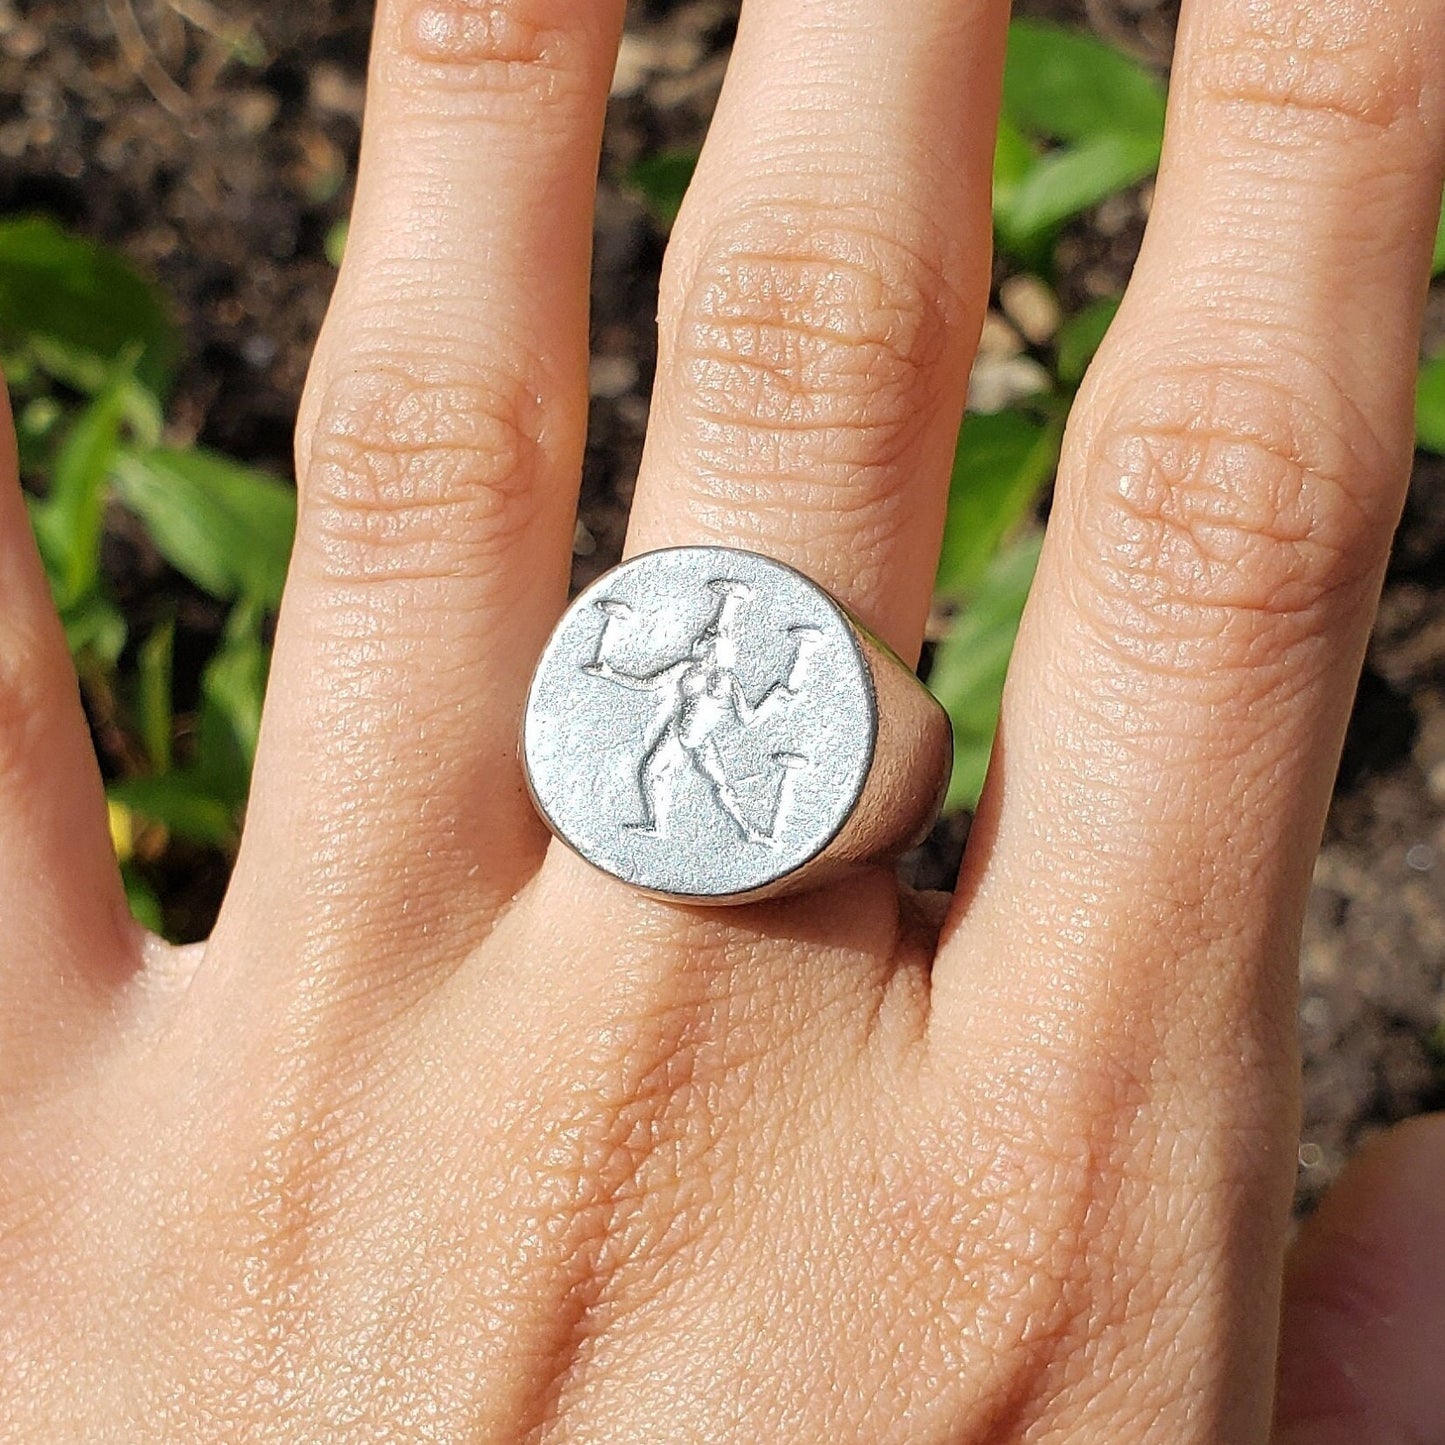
xmin=1 ymin=0 xmax=1443 ymax=1438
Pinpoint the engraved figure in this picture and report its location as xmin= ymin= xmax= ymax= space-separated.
xmin=584 ymin=579 xmax=822 ymax=844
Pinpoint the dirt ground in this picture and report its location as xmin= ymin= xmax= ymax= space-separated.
xmin=0 ymin=0 xmax=1441 ymax=1211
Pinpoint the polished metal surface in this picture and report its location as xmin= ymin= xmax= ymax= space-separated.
xmin=522 ymin=546 xmax=950 ymax=903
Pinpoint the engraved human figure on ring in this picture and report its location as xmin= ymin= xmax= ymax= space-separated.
xmin=583 ymin=579 xmax=823 ymax=846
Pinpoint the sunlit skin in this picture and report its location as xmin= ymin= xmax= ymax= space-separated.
xmin=1 ymin=0 xmax=1443 ymax=1439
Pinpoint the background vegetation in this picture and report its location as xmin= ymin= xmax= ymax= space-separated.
xmin=7 ymin=17 xmax=1441 ymax=938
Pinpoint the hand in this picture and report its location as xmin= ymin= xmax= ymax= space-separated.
xmin=3 ymin=0 xmax=1443 ymax=1439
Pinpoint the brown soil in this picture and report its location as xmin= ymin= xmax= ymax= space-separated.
xmin=1 ymin=0 xmax=1440 ymax=1211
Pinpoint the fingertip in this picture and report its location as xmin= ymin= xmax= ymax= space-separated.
xmin=1274 ymin=1112 xmax=1445 ymax=1443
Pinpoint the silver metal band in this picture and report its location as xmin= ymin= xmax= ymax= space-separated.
xmin=522 ymin=546 xmax=951 ymax=903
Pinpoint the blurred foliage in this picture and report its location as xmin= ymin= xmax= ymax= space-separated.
xmin=0 ymin=20 xmax=1441 ymax=943
xmin=931 ymin=535 xmax=1043 ymax=811
xmin=0 ymin=217 xmax=178 ymax=401
xmin=1423 ymin=210 xmax=1445 ymax=456
xmin=324 ymin=218 xmax=349 ymax=268
xmin=627 ymin=20 xmax=1167 ymax=260
xmin=1 ymin=216 xmax=293 ymax=935
xmin=1419 ymin=352 xmax=1445 ymax=456
xmin=993 ymin=20 xmax=1165 ymax=263
xmin=627 ymin=21 xmax=1445 ymax=812
xmin=625 ymin=151 xmax=698 ymax=227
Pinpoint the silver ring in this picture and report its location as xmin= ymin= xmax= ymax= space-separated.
xmin=522 ymin=546 xmax=951 ymax=904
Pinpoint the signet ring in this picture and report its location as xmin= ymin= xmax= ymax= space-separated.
xmin=522 ymin=546 xmax=953 ymax=904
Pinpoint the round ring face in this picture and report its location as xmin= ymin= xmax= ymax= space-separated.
xmin=523 ymin=547 xmax=876 ymax=900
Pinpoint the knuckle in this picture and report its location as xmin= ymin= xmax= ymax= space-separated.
xmin=1187 ymin=0 xmax=1428 ymax=133
xmin=297 ymin=358 xmax=544 ymax=584
xmin=663 ymin=204 xmax=960 ymax=530
xmin=394 ymin=0 xmax=589 ymax=96
xmin=1067 ymin=361 xmax=1395 ymax=673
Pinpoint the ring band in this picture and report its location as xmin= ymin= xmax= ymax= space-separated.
xmin=522 ymin=546 xmax=951 ymax=903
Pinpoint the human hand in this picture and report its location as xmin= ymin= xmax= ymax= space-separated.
xmin=3 ymin=0 xmax=1443 ymax=1439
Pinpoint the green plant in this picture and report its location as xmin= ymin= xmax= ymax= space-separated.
xmin=1419 ymin=351 xmax=1445 ymax=455
xmin=626 ymin=21 xmax=1166 ymax=262
xmin=931 ymin=533 xmax=1042 ymax=811
xmin=927 ymin=293 xmax=1127 ymax=809
xmin=5 ymin=21 xmax=1442 ymax=925
xmin=1418 ymin=217 xmax=1445 ymax=455
xmin=2 ymin=215 xmax=294 ymax=935
xmin=624 ymin=151 xmax=698 ymax=228
xmin=992 ymin=20 xmax=1165 ymax=264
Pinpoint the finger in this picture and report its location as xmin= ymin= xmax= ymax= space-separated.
xmin=1274 ymin=1114 xmax=1445 ymax=1443
xmin=936 ymin=0 xmax=1444 ymax=1022
xmin=0 ymin=398 xmax=135 ymax=1080
xmin=928 ymin=0 xmax=1443 ymax=1417
xmin=623 ymin=0 xmax=1005 ymax=662
xmin=219 ymin=0 xmax=624 ymax=970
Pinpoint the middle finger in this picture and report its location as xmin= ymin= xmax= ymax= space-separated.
xmin=626 ymin=0 xmax=1007 ymax=663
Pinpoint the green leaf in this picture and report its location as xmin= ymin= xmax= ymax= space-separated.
xmin=113 ymin=447 xmax=296 ymax=607
xmin=992 ymin=112 xmax=1036 ymax=204
xmin=116 ymin=605 xmax=270 ymax=849
xmin=993 ymin=22 xmax=1166 ymax=256
xmin=625 ymin=150 xmax=698 ymax=227
xmin=1055 ymin=295 xmax=1121 ymax=385
xmin=0 ymin=217 xmax=179 ymax=399
xmin=30 ymin=373 xmax=129 ymax=608
xmin=325 ymin=218 xmax=349 ymax=267
xmin=1418 ymin=354 xmax=1445 ymax=455
xmin=936 ymin=412 xmax=1060 ymax=598
xmin=109 ymin=774 xmax=237 ymax=848
xmin=56 ymin=591 xmax=127 ymax=666
xmin=995 ymin=130 xmax=1160 ymax=251
xmin=14 ymin=394 xmax=63 ymax=471
xmin=120 ymin=863 xmax=166 ymax=935
xmin=1432 ymin=201 xmax=1444 ymax=276
xmin=138 ymin=619 xmax=175 ymax=773
xmin=1003 ymin=20 xmax=1167 ymax=144
xmin=195 ymin=601 xmax=269 ymax=806
xmin=929 ymin=535 xmax=1042 ymax=812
